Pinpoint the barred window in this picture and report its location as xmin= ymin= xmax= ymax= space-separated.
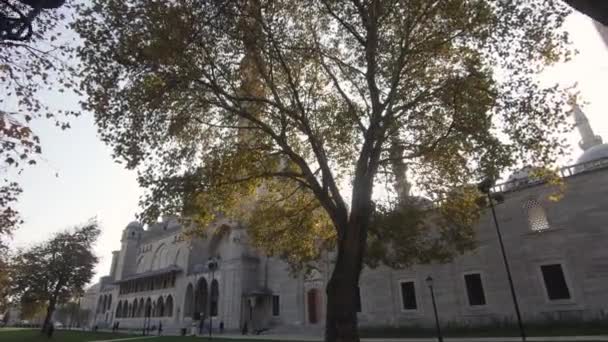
xmin=524 ymin=200 xmax=550 ymax=232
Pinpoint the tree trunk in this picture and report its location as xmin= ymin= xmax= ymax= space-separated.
xmin=41 ymin=298 xmax=56 ymax=333
xmin=325 ymin=219 xmax=367 ymax=342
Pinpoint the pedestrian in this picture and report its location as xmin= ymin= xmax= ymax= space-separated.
xmin=241 ymin=321 xmax=248 ymax=335
xmin=46 ymin=322 xmax=55 ymax=338
xmin=219 ymin=321 xmax=224 ymax=334
xmin=115 ymin=321 xmax=119 ymax=332
xmin=198 ymin=316 xmax=205 ymax=335
xmin=158 ymin=321 xmax=162 ymax=336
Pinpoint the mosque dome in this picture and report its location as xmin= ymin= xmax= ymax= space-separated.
xmin=577 ymin=144 xmax=608 ymax=164
xmin=126 ymin=221 xmax=143 ymax=229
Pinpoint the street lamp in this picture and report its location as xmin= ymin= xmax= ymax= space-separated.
xmin=425 ymin=276 xmax=443 ymax=342
xmin=0 ymin=0 xmax=65 ymax=41
xmin=478 ymin=178 xmax=526 ymax=342
xmin=207 ymin=256 xmax=220 ymax=339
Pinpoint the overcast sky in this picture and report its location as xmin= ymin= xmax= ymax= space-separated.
xmin=8 ymin=11 xmax=608 ymax=284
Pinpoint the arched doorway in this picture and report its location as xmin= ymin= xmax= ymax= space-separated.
xmin=194 ymin=278 xmax=208 ymax=320
xmin=145 ymin=298 xmax=152 ymax=318
xmin=165 ymin=295 xmax=174 ymax=317
xmin=307 ymin=289 xmax=322 ymax=324
xmin=184 ymin=283 xmax=194 ymax=317
xmin=115 ymin=301 xmax=122 ymax=318
xmin=156 ymin=297 xmax=165 ymax=317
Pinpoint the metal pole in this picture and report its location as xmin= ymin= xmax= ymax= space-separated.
xmin=209 ymin=267 xmax=214 ymax=339
xmin=429 ymin=285 xmax=443 ymax=342
xmin=487 ymin=192 xmax=526 ymax=342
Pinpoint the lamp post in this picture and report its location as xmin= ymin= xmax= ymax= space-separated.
xmin=478 ymin=178 xmax=526 ymax=342
xmin=0 ymin=0 xmax=65 ymax=41
xmin=425 ymin=276 xmax=443 ymax=342
xmin=207 ymin=256 xmax=219 ymax=339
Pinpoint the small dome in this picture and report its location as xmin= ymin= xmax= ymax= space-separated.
xmin=577 ymin=144 xmax=608 ymax=164
xmin=126 ymin=221 xmax=143 ymax=230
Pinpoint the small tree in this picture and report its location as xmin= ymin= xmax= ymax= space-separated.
xmin=75 ymin=1 xmax=572 ymax=341
xmin=10 ymin=220 xmax=99 ymax=332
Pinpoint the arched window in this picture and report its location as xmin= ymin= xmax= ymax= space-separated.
xmin=101 ymin=296 xmax=107 ymax=313
xmin=97 ymin=296 xmax=103 ymax=314
xmin=174 ymin=248 xmax=187 ymax=267
xmin=136 ymin=256 xmax=146 ymax=273
xmin=184 ymin=283 xmax=194 ymax=317
xmin=210 ymin=279 xmax=219 ymax=317
xmin=138 ymin=298 xmax=144 ymax=317
xmin=107 ymin=295 xmax=112 ymax=312
xmin=165 ymin=295 xmax=174 ymax=317
xmin=115 ymin=301 xmax=122 ymax=318
xmin=122 ymin=300 xmax=129 ymax=318
xmin=156 ymin=297 xmax=165 ymax=317
xmin=194 ymin=278 xmax=208 ymax=320
xmin=145 ymin=298 xmax=152 ymax=318
xmin=132 ymin=300 xmax=138 ymax=318
xmin=524 ymin=200 xmax=550 ymax=232
xmin=151 ymin=244 xmax=168 ymax=270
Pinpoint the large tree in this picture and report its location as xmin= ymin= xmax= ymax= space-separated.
xmin=9 ymin=220 xmax=99 ymax=332
xmin=74 ymin=1 xmax=572 ymax=341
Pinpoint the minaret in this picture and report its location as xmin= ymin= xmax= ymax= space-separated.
xmin=573 ymin=103 xmax=603 ymax=151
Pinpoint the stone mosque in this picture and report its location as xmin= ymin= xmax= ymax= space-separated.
xmin=82 ymin=103 xmax=608 ymax=335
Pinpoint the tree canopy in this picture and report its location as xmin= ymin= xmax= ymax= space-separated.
xmin=74 ymin=1 xmax=572 ymax=340
xmin=0 ymin=1 xmax=78 ymax=248
xmin=9 ymin=220 xmax=99 ymax=331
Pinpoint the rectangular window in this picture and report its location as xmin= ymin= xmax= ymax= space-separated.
xmin=464 ymin=273 xmax=487 ymax=306
xmin=400 ymin=281 xmax=417 ymax=310
xmin=541 ymin=264 xmax=571 ymax=300
xmin=272 ymin=295 xmax=280 ymax=316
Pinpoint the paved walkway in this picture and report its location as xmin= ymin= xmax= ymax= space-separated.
xmin=217 ymin=334 xmax=608 ymax=342
xmin=92 ymin=337 xmax=159 ymax=342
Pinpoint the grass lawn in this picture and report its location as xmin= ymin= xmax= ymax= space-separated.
xmin=1 ymin=329 xmax=605 ymax=342
xmin=0 ymin=328 xmax=130 ymax=342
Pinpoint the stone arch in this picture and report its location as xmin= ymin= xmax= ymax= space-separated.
xmin=145 ymin=298 xmax=152 ymax=318
xmin=132 ymin=299 xmax=138 ymax=318
xmin=156 ymin=297 xmax=165 ymax=317
xmin=151 ymin=244 xmax=168 ymax=270
xmin=115 ymin=301 xmax=122 ymax=318
xmin=165 ymin=295 xmax=174 ymax=317
xmin=137 ymin=298 xmax=144 ymax=317
xmin=136 ymin=255 xmax=146 ymax=273
xmin=210 ymin=279 xmax=219 ymax=317
xmin=194 ymin=278 xmax=208 ymax=319
xmin=184 ymin=283 xmax=194 ymax=317
xmin=174 ymin=247 xmax=187 ymax=267
xmin=144 ymin=297 xmax=152 ymax=317
xmin=122 ymin=300 xmax=129 ymax=318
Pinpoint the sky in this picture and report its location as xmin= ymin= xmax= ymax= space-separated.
xmin=7 ymin=11 xmax=608 ymax=285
